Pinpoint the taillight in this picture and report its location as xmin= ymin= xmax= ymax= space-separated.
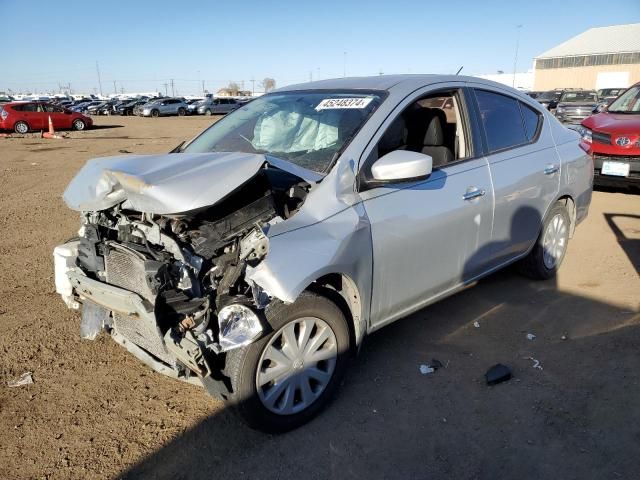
xmin=0 ymin=108 xmax=8 ymax=120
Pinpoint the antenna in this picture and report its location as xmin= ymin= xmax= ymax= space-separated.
xmin=456 ymin=66 xmax=464 ymax=75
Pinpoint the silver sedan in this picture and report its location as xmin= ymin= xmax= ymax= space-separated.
xmin=55 ymin=75 xmax=592 ymax=432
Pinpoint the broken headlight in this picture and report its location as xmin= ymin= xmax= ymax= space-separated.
xmin=217 ymin=304 xmax=263 ymax=352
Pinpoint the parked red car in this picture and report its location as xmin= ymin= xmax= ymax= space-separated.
xmin=580 ymin=83 xmax=640 ymax=188
xmin=0 ymin=101 xmax=93 ymax=134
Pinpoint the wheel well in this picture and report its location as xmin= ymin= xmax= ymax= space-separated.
xmin=306 ymin=273 xmax=363 ymax=353
xmin=558 ymin=195 xmax=576 ymax=238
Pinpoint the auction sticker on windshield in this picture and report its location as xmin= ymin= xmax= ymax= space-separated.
xmin=315 ymin=97 xmax=373 ymax=111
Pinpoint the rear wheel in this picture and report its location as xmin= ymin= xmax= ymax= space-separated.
xmin=224 ymin=292 xmax=350 ymax=433
xmin=204 ymin=109 xmax=212 ymax=116
xmin=518 ymin=201 xmax=570 ymax=280
xmin=14 ymin=121 xmax=29 ymax=134
xmin=151 ymin=109 xmax=160 ymax=118
xmin=177 ymin=107 xmax=186 ymax=116
xmin=72 ymin=119 xmax=86 ymax=131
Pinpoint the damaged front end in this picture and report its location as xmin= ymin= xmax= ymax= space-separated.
xmin=54 ymin=154 xmax=311 ymax=396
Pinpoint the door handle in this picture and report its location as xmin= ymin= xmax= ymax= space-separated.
xmin=462 ymin=187 xmax=486 ymax=201
xmin=544 ymin=164 xmax=559 ymax=175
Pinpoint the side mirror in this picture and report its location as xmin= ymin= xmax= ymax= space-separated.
xmin=371 ymin=150 xmax=433 ymax=182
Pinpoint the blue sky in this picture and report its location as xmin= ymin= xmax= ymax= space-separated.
xmin=2 ymin=0 xmax=639 ymax=95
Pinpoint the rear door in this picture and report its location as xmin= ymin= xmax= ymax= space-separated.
xmin=18 ymin=103 xmax=45 ymax=130
xmin=212 ymin=99 xmax=225 ymax=114
xmin=225 ymin=99 xmax=238 ymax=113
xmin=470 ymin=86 xmax=560 ymax=267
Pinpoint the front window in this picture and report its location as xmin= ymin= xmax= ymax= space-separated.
xmin=559 ymin=91 xmax=598 ymax=103
xmin=182 ymin=90 xmax=385 ymax=174
xmin=607 ymin=86 xmax=640 ymax=113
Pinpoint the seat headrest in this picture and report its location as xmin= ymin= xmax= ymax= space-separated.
xmin=423 ymin=108 xmax=447 ymax=146
xmin=379 ymin=116 xmax=407 ymax=152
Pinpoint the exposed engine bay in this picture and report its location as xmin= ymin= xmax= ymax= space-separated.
xmin=57 ymin=164 xmax=310 ymax=392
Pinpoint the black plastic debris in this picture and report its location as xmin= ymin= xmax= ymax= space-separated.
xmin=430 ymin=358 xmax=444 ymax=370
xmin=485 ymin=363 xmax=512 ymax=385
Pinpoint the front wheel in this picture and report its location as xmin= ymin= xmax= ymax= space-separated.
xmin=518 ymin=201 xmax=571 ymax=280
xmin=72 ymin=119 xmax=86 ymax=131
xmin=177 ymin=107 xmax=186 ymax=116
xmin=224 ymin=292 xmax=350 ymax=433
xmin=151 ymin=109 xmax=160 ymax=118
xmin=204 ymin=109 xmax=212 ymax=116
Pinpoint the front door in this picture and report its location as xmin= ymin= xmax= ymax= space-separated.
xmin=358 ymin=87 xmax=494 ymax=329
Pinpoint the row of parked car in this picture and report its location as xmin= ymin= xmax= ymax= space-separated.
xmin=526 ymin=87 xmax=625 ymax=125
xmin=59 ymin=96 xmax=248 ymax=118
xmin=548 ymin=84 xmax=639 ymax=189
xmin=0 ymin=95 xmax=247 ymax=133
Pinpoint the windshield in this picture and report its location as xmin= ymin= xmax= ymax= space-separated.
xmin=538 ymin=91 xmax=561 ymax=101
xmin=182 ymin=90 xmax=384 ymax=174
xmin=607 ymin=86 xmax=640 ymax=113
xmin=559 ymin=91 xmax=598 ymax=103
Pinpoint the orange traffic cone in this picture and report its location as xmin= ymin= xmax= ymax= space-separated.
xmin=42 ymin=115 xmax=63 ymax=139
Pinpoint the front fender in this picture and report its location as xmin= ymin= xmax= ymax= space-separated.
xmin=246 ymin=202 xmax=373 ymax=341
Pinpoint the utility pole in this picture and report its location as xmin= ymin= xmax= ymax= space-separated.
xmin=96 ymin=61 xmax=103 ymax=96
xmin=202 ymin=80 xmax=205 ymax=95
xmin=170 ymin=79 xmax=175 ymax=96
xmin=250 ymin=78 xmax=255 ymax=96
xmin=309 ymin=71 xmax=313 ymax=82
xmin=163 ymin=83 xmax=168 ymax=96
xmin=512 ymin=24 xmax=523 ymax=88
xmin=113 ymin=80 xmax=117 ymax=95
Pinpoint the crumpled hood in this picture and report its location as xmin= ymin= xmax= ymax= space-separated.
xmin=63 ymin=151 xmax=322 ymax=214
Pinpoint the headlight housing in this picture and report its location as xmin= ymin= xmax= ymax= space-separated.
xmin=579 ymin=127 xmax=592 ymax=143
xmin=217 ymin=304 xmax=263 ymax=352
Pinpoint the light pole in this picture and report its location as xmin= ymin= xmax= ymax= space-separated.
xmin=343 ymin=51 xmax=347 ymax=77
xmin=512 ymin=24 xmax=523 ymax=88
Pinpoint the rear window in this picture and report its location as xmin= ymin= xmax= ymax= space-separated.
xmin=475 ymin=90 xmax=527 ymax=152
xmin=520 ymin=103 xmax=541 ymax=141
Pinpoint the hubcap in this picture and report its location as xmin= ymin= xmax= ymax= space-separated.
xmin=542 ymin=213 xmax=567 ymax=269
xmin=256 ymin=317 xmax=337 ymax=415
xmin=74 ymin=120 xmax=84 ymax=130
xmin=16 ymin=123 xmax=27 ymax=133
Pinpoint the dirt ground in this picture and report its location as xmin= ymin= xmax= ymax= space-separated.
xmin=1 ymin=116 xmax=639 ymax=480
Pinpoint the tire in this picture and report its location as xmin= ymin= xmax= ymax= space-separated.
xmin=204 ymin=109 xmax=212 ymax=116
xmin=224 ymin=292 xmax=351 ymax=433
xmin=72 ymin=119 xmax=86 ymax=131
xmin=177 ymin=107 xmax=186 ymax=116
xmin=518 ymin=201 xmax=571 ymax=280
xmin=151 ymin=109 xmax=160 ymax=118
xmin=14 ymin=121 xmax=29 ymax=134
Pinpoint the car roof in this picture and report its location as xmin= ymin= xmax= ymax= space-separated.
xmin=276 ymin=74 xmax=519 ymax=95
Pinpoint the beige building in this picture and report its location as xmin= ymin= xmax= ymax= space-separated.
xmin=533 ymin=23 xmax=640 ymax=91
